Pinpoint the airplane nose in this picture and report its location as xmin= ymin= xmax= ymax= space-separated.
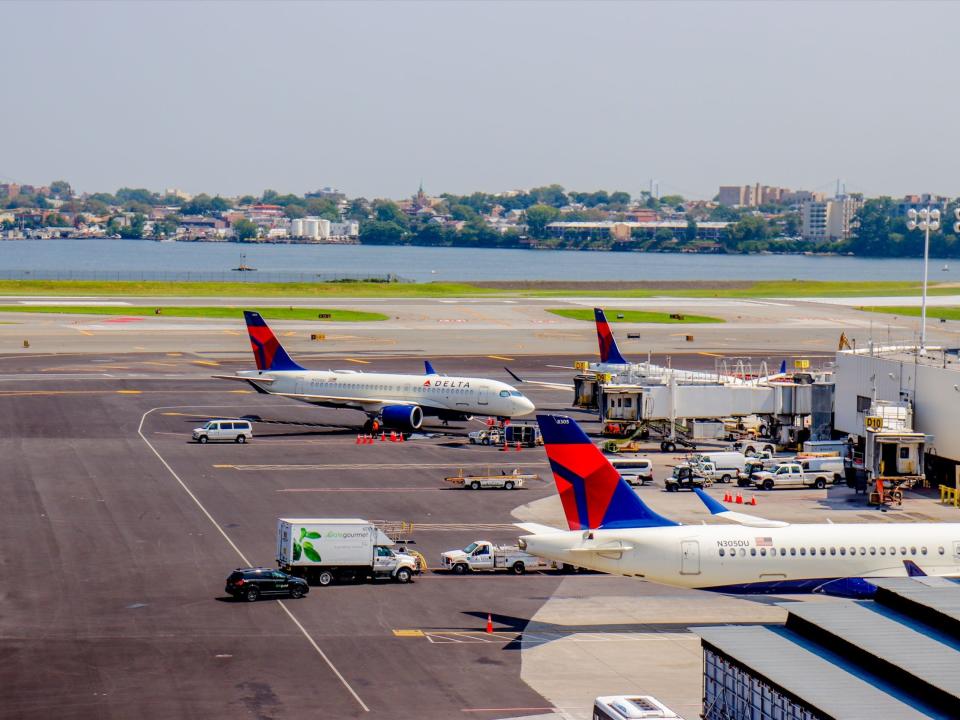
xmin=516 ymin=397 xmax=535 ymax=416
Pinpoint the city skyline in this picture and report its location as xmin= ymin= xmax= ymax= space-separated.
xmin=2 ymin=1 xmax=960 ymax=200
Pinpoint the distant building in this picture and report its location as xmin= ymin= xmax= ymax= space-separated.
xmin=305 ymin=187 xmax=346 ymax=202
xmin=547 ymin=220 xmax=730 ymax=242
xmin=719 ymin=184 xmax=819 ymax=208
xmin=800 ymin=195 xmax=863 ymax=242
xmin=897 ymin=194 xmax=950 ymax=215
xmin=164 ymin=188 xmax=192 ymax=201
xmin=290 ymin=217 xmax=331 ymax=240
xmin=0 ymin=183 xmax=20 ymax=198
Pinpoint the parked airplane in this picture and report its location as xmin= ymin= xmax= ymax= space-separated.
xmin=517 ymin=414 xmax=960 ymax=597
xmin=214 ymin=311 xmax=534 ymax=432
xmin=507 ymin=308 xmax=787 ymax=393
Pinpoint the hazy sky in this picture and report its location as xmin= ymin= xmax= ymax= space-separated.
xmin=3 ymin=1 xmax=959 ymax=200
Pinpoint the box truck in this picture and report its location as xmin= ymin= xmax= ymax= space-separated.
xmin=276 ymin=518 xmax=419 ymax=586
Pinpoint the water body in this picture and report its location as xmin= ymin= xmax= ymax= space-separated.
xmin=0 ymin=239 xmax=948 ymax=283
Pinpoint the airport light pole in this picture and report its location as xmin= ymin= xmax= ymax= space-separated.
xmin=906 ymin=207 xmax=940 ymax=353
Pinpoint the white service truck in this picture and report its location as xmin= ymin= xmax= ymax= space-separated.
xmin=751 ymin=462 xmax=832 ymax=490
xmin=681 ymin=451 xmax=750 ymax=484
xmin=276 ymin=518 xmax=419 ymax=586
xmin=441 ymin=540 xmax=547 ymax=575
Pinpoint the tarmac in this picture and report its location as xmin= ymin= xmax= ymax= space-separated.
xmin=2 ymin=299 xmax=960 ymax=719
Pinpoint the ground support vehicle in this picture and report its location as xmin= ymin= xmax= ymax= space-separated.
xmin=798 ymin=455 xmax=844 ymax=484
xmin=738 ymin=456 xmax=781 ymax=486
xmin=608 ymin=457 xmax=654 ymax=485
xmin=276 ymin=518 xmax=419 ymax=586
xmin=470 ymin=425 xmax=542 ymax=447
xmin=444 ymin=468 xmax=535 ymax=490
xmin=193 ymin=419 xmax=253 ymax=443
xmin=225 ymin=567 xmax=309 ymax=602
xmin=751 ymin=463 xmax=831 ymax=490
xmin=441 ymin=540 xmax=548 ymax=574
xmin=665 ymin=465 xmax=706 ymax=492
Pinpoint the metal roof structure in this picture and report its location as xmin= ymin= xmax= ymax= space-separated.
xmin=695 ymin=579 xmax=960 ymax=719
xmin=695 ymin=625 xmax=934 ymax=720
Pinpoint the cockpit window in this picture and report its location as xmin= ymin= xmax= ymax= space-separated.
xmin=510 ymin=391 xmax=523 ymax=397
xmin=499 ymin=390 xmax=510 ymax=397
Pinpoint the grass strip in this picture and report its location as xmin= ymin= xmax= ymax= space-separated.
xmin=858 ymin=306 xmax=960 ymax=321
xmin=0 ymin=305 xmax=388 ymax=322
xmin=547 ymin=308 xmax=723 ymax=323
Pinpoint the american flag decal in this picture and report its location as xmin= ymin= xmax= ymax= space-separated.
xmin=755 ymin=537 xmax=773 ymax=547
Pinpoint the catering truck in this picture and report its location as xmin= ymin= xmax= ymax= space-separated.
xmin=276 ymin=518 xmax=419 ymax=586
xmin=441 ymin=540 xmax=548 ymax=574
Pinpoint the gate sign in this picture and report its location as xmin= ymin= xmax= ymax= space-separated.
xmin=865 ymin=415 xmax=884 ymax=432
xmin=794 ymin=359 xmax=810 ymax=369
xmin=574 ymin=360 xmax=589 ymax=371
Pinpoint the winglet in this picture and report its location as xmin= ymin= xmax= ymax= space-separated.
xmin=243 ymin=311 xmax=305 ymax=372
xmin=594 ymin=308 xmax=628 ymax=365
xmin=424 ymin=360 xmax=438 ymax=375
xmin=694 ymin=488 xmax=728 ymax=515
xmin=536 ymin=414 xmax=678 ymax=531
xmin=903 ymin=559 xmax=927 ymax=577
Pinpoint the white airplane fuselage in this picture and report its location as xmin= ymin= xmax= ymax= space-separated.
xmin=238 ymin=368 xmax=534 ymax=420
xmin=521 ymin=522 xmax=960 ymax=593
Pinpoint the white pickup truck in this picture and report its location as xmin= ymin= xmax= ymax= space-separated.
xmin=441 ymin=540 xmax=547 ymax=575
xmin=752 ymin=462 xmax=831 ymax=491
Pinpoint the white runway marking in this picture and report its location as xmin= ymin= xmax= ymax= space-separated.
xmin=138 ymin=404 xmax=369 ymax=713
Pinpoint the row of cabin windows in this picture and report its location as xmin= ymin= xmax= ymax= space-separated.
xmin=313 ymin=381 xmax=476 ymax=395
xmin=718 ymin=545 xmax=945 ymax=558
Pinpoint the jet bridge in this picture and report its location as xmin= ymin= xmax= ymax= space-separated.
xmin=598 ymin=375 xmax=834 ymax=447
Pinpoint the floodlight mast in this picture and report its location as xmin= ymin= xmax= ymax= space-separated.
xmin=906 ymin=206 xmax=940 ymax=354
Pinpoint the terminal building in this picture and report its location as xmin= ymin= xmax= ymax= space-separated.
xmin=696 ymin=578 xmax=960 ymax=719
xmin=834 ymin=346 xmax=960 ymax=488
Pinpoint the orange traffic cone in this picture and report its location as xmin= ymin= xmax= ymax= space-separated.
xmin=366 ymin=435 xmax=374 ymax=444
xmin=486 ymin=613 xmax=493 ymax=634
xmin=380 ymin=431 xmax=386 ymax=442
xmin=735 ymin=493 xmax=744 ymax=504
xmin=390 ymin=430 xmax=397 ymax=442
xmin=398 ymin=433 xmax=405 ymax=442
xmin=356 ymin=435 xmax=362 ymax=444
xmin=724 ymin=492 xmax=731 ymax=503
xmin=749 ymin=496 xmax=757 ymax=506
xmin=515 ymin=441 xmax=521 ymax=452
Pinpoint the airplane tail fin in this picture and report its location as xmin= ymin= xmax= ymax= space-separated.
xmin=424 ymin=360 xmax=437 ymax=375
xmin=243 ymin=311 xmax=305 ymax=372
xmin=535 ymin=414 xmax=677 ymax=530
xmin=779 ymin=360 xmax=787 ymax=374
xmin=594 ymin=308 xmax=627 ymax=365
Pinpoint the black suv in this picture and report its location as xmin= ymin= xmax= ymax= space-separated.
xmin=225 ymin=567 xmax=309 ymax=602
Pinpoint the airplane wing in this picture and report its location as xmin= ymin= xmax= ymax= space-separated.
xmin=504 ymin=367 xmax=573 ymax=391
xmin=271 ymin=391 xmax=425 ymax=411
xmin=693 ymin=488 xmax=789 ymax=528
xmin=212 ymin=374 xmax=275 ymax=384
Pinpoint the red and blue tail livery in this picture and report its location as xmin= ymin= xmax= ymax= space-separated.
xmin=594 ymin=308 xmax=628 ymax=365
xmin=536 ymin=414 xmax=677 ymax=530
xmin=243 ymin=311 xmax=305 ymax=372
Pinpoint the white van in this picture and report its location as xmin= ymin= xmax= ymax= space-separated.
xmin=609 ymin=457 xmax=654 ymax=485
xmin=799 ymin=455 xmax=844 ymax=483
xmin=193 ymin=419 xmax=253 ymax=444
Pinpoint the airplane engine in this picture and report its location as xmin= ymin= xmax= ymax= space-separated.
xmin=381 ymin=405 xmax=424 ymax=431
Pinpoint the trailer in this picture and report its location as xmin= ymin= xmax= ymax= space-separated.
xmin=440 ymin=540 xmax=548 ymax=574
xmin=443 ymin=468 xmax=536 ymax=490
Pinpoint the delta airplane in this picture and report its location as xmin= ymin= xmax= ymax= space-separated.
xmin=507 ymin=308 xmax=787 ymax=391
xmin=518 ymin=414 xmax=960 ymax=598
xmin=215 ymin=311 xmax=534 ymax=433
